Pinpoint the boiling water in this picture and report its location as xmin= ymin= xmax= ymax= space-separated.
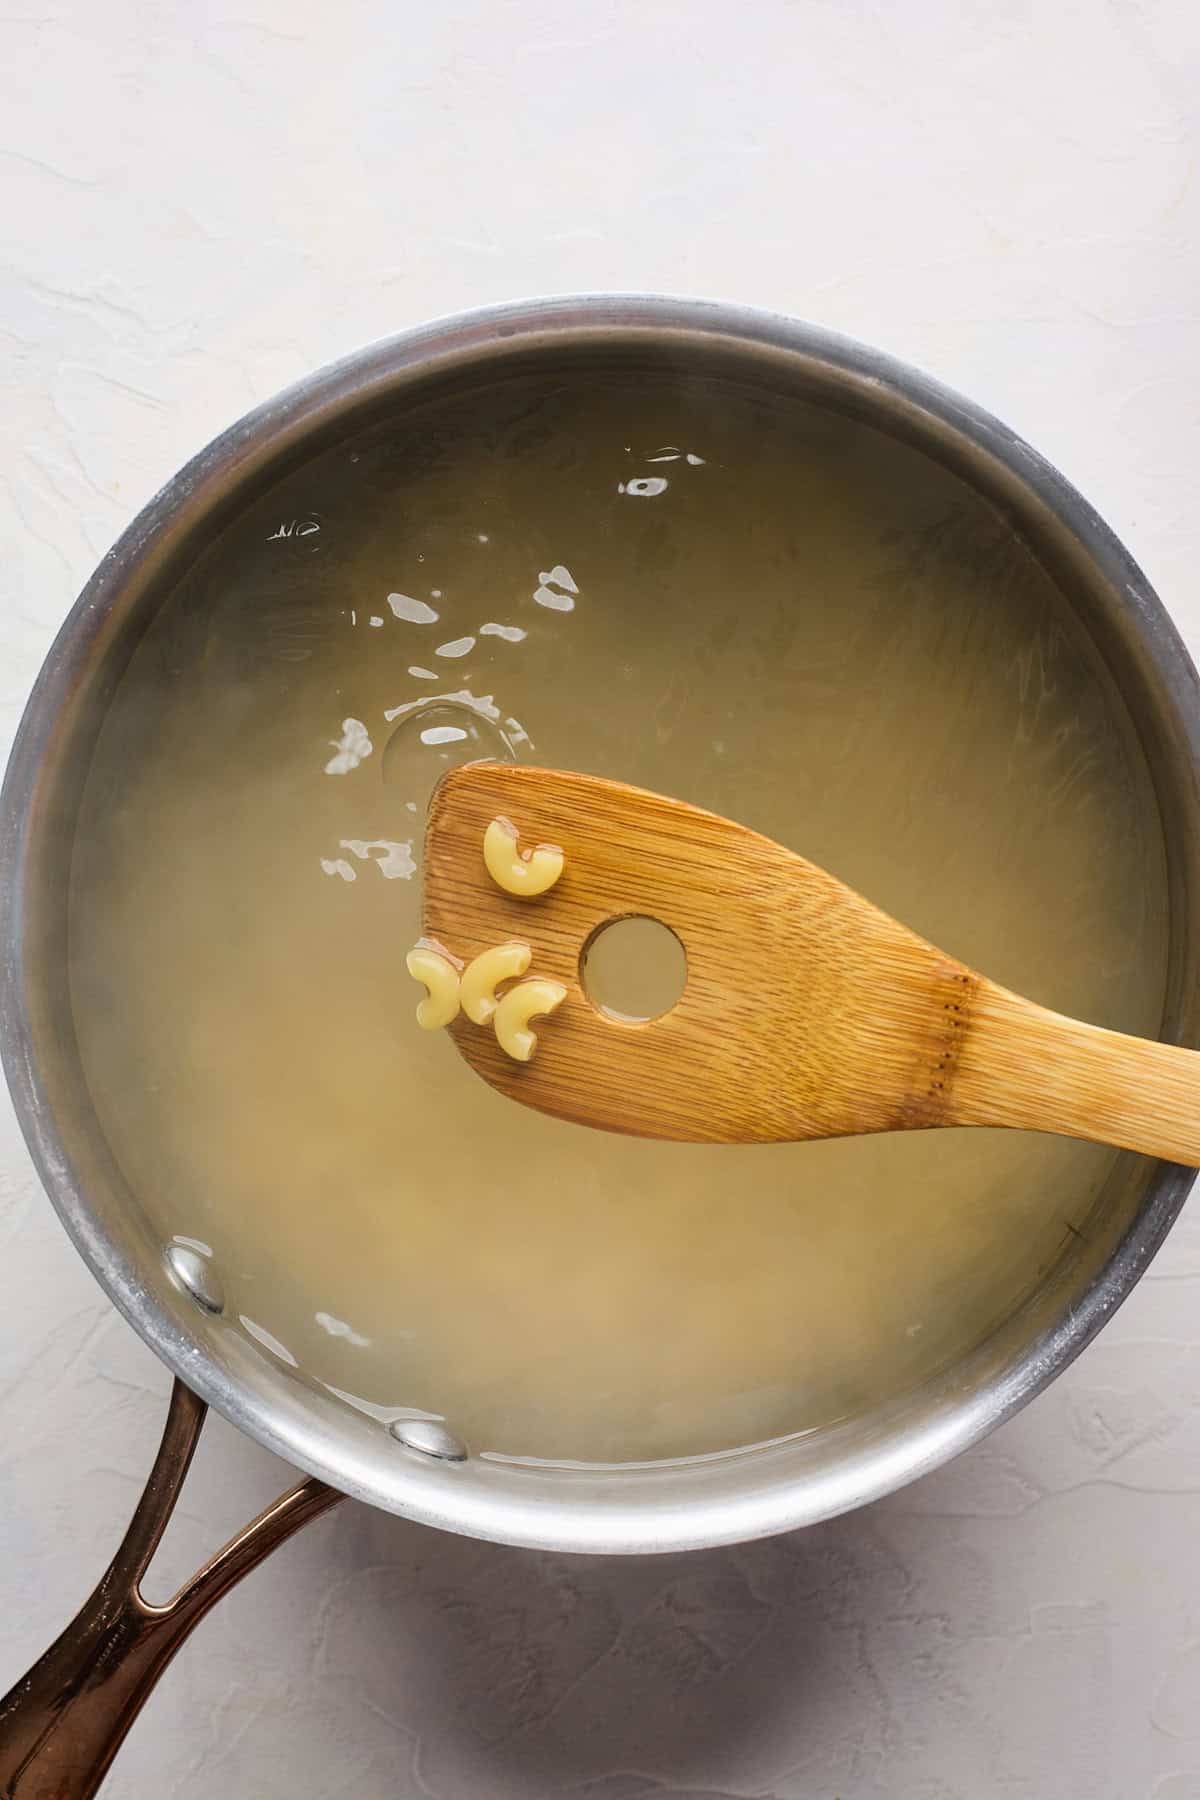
xmin=69 ymin=369 xmax=1169 ymax=1463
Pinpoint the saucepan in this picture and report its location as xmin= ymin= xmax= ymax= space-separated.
xmin=2 ymin=297 xmax=1198 ymax=1795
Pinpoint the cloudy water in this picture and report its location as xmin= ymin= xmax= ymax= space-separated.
xmin=69 ymin=370 xmax=1169 ymax=1462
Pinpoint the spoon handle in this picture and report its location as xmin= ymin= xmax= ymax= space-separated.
xmin=949 ymin=982 xmax=1200 ymax=1167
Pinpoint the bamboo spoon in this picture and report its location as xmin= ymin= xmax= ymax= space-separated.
xmin=420 ymin=762 xmax=1200 ymax=1162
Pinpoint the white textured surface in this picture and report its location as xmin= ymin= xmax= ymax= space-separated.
xmin=3 ymin=1 xmax=1200 ymax=1793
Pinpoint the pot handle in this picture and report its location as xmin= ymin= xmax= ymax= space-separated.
xmin=0 ymin=1378 xmax=345 ymax=1798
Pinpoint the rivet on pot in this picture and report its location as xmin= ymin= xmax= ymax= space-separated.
xmin=388 ymin=1418 xmax=468 ymax=1462
xmin=165 ymin=1242 xmax=225 ymax=1315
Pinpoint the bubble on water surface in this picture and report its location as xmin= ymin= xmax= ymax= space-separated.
xmin=380 ymin=691 xmax=530 ymax=800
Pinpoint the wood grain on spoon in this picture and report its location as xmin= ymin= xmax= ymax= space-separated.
xmin=422 ymin=762 xmax=1200 ymax=1162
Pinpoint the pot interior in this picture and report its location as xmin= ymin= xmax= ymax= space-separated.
xmin=8 ymin=308 xmax=1199 ymax=1549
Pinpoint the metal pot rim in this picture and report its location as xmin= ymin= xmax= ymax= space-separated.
xmin=4 ymin=293 xmax=1198 ymax=1553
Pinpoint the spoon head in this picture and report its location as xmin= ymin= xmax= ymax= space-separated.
xmin=421 ymin=762 xmax=967 ymax=1144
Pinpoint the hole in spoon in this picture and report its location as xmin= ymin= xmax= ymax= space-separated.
xmin=580 ymin=915 xmax=687 ymax=1023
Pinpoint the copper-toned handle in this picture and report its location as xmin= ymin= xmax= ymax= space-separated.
xmin=0 ymin=1379 xmax=345 ymax=1798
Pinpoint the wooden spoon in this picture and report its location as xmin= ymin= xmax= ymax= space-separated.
xmin=421 ymin=761 xmax=1200 ymax=1162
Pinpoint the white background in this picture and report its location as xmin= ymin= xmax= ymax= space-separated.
xmin=3 ymin=2 xmax=1200 ymax=1795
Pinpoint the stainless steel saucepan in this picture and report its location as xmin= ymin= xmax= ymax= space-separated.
xmin=3 ymin=297 xmax=1198 ymax=1795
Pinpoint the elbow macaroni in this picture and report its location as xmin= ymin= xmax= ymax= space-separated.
xmin=406 ymin=944 xmax=462 ymax=1030
xmin=408 ymin=942 xmax=566 ymax=1062
xmin=483 ymin=817 xmax=564 ymax=897
xmin=462 ymin=941 xmax=532 ymax=1024
xmin=493 ymin=979 xmax=568 ymax=1062
xmin=411 ymin=817 xmax=568 ymax=1056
